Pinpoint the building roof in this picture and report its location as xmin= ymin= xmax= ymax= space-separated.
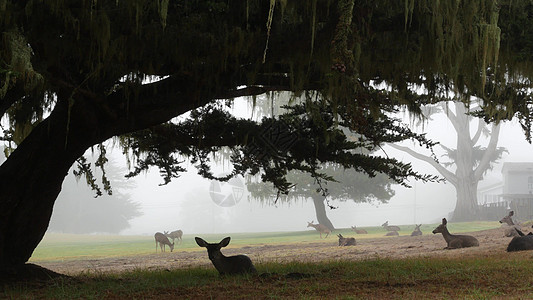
xmin=501 ymin=162 xmax=533 ymax=174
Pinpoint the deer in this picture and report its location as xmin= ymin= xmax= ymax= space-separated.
xmin=164 ymin=229 xmax=183 ymax=244
xmin=410 ymin=224 xmax=422 ymax=236
xmin=351 ymin=226 xmax=368 ymax=234
xmin=432 ymin=218 xmax=479 ymax=249
xmin=307 ymin=221 xmax=331 ymax=238
xmin=507 ymin=228 xmax=533 ymax=252
xmin=499 ymin=211 xmax=521 ymax=237
xmin=382 ymin=221 xmax=400 ymax=232
xmin=385 ymin=231 xmax=399 ymax=236
xmin=195 ymin=237 xmax=257 ymax=275
xmin=337 ymin=234 xmax=356 ymax=246
xmin=154 ymin=232 xmax=175 ymax=252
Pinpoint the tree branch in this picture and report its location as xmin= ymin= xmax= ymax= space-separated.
xmin=474 ymin=123 xmax=501 ymax=180
xmin=471 ymin=118 xmax=485 ymax=145
xmin=388 ymin=143 xmax=457 ymax=186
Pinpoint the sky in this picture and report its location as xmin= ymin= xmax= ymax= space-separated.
xmin=107 ymin=99 xmax=533 ymax=236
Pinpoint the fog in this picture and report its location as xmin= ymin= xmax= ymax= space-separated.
xmin=52 ymin=99 xmax=533 ymax=236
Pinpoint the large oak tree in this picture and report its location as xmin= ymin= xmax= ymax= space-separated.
xmin=390 ymin=101 xmax=506 ymax=221
xmin=1 ymin=1 xmax=532 ymax=277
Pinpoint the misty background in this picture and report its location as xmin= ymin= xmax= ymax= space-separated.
xmin=39 ymin=97 xmax=533 ymax=236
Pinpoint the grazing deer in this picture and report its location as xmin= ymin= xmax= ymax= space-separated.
xmin=154 ymin=232 xmax=175 ymax=252
xmin=507 ymin=228 xmax=533 ymax=252
xmin=195 ymin=237 xmax=257 ymax=275
xmin=499 ymin=211 xmax=520 ymax=237
xmin=382 ymin=221 xmax=400 ymax=231
xmin=432 ymin=218 xmax=479 ymax=249
xmin=164 ymin=229 xmax=183 ymax=244
xmin=337 ymin=234 xmax=356 ymax=246
xmin=351 ymin=226 xmax=368 ymax=234
xmin=410 ymin=224 xmax=422 ymax=236
xmin=307 ymin=221 xmax=331 ymax=238
xmin=385 ymin=231 xmax=399 ymax=236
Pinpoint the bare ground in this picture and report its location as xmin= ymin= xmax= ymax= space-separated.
xmin=36 ymin=227 xmax=529 ymax=276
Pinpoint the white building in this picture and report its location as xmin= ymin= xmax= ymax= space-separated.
xmin=478 ymin=162 xmax=533 ymax=221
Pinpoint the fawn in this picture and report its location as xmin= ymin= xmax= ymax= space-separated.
xmin=337 ymin=234 xmax=356 ymax=246
xmin=307 ymin=221 xmax=331 ymax=238
xmin=351 ymin=226 xmax=368 ymax=234
xmin=164 ymin=229 xmax=183 ymax=244
xmin=432 ymin=218 xmax=479 ymax=249
xmin=382 ymin=221 xmax=400 ymax=231
xmin=385 ymin=231 xmax=399 ymax=236
xmin=410 ymin=224 xmax=422 ymax=236
xmin=506 ymin=227 xmax=533 ymax=252
xmin=195 ymin=237 xmax=257 ymax=275
xmin=154 ymin=232 xmax=175 ymax=252
xmin=499 ymin=211 xmax=520 ymax=237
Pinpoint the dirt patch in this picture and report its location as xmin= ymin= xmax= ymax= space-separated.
xmin=36 ymin=227 xmax=523 ymax=275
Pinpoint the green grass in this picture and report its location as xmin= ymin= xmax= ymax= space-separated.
xmin=30 ymin=221 xmax=499 ymax=262
xmin=7 ymin=254 xmax=533 ymax=299
xmin=10 ymin=221 xmax=516 ymax=299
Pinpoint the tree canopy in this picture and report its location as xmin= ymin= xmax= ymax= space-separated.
xmin=1 ymin=0 xmax=533 ymax=274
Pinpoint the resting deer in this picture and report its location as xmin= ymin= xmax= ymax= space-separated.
xmin=382 ymin=221 xmax=400 ymax=231
xmin=155 ymin=232 xmax=175 ymax=252
xmin=164 ymin=229 xmax=183 ymax=244
xmin=337 ymin=234 xmax=356 ymax=246
xmin=507 ymin=228 xmax=533 ymax=252
xmin=307 ymin=221 xmax=331 ymax=238
xmin=351 ymin=226 xmax=368 ymax=234
xmin=499 ymin=211 xmax=520 ymax=237
xmin=411 ymin=224 xmax=422 ymax=236
xmin=385 ymin=231 xmax=399 ymax=236
xmin=195 ymin=237 xmax=257 ymax=275
xmin=432 ymin=218 xmax=479 ymax=249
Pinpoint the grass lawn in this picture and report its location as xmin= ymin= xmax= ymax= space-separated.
xmin=4 ymin=221 xmax=527 ymax=299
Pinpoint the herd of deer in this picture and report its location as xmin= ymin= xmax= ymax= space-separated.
xmin=151 ymin=210 xmax=533 ymax=276
xmin=310 ymin=211 xmax=533 ymax=252
xmin=154 ymin=229 xmax=183 ymax=252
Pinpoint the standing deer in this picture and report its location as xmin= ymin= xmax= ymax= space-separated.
xmin=499 ymin=211 xmax=520 ymax=237
xmin=337 ymin=234 xmax=356 ymax=246
xmin=351 ymin=226 xmax=368 ymax=234
xmin=164 ymin=229 xmax=183 ymax=244
xmin=410 ymin=224 xmax=422 ymax=236
xmin=382 ymin=221 xmax=400 ymax=232
xmin=432 ymin=218 xmax=479 ymax=249
xmin=154 ymin=232 xmax=175 ymax=252
xmin=507 ymin=228 xmax=533 ymax=252
xmin=307 ymin=221 xmax=331 ymax=238
xmin=195 ymin=237 xmax=257 ymax=275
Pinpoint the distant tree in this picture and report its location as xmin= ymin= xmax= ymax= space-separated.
xmin=48 ymin=157 xmax=141 ymax=234
xmin=389 ymin=101 xmax=506 ymax=221
xmin=247 ymin=164 xmax=395 ymax=230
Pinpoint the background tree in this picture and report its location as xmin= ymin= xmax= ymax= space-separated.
xmin=0 ymin=1 xmax=529 ymax=277
xmin=389 ymin=101 xmax=506 ymax=221
xmin=247 ymin=164 xmax=395 ymax=230
xmin=243 ymin=92 xmax=397 ymax=230
xmin=48 ymin=157 xmax=141 ymax=234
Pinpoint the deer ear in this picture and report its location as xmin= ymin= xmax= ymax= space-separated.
xmin=195 ymin=237 xmax=208 ymax=247
xmin=442 ymin=218 xmax=447 ymax=225
xmin=220 ymin=237 xmax=231 ymax=247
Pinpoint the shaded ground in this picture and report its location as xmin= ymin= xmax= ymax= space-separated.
xmin=36 ymin=226 xmax=524 ymax=276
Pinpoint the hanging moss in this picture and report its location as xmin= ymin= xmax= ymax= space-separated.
xmin=158 ymin=0 xmax=169 ymax=30
xmin=0 ymin=29 xmax=43 ymax=99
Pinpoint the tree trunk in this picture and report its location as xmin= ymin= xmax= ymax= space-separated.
xmin=0 ymin=72 xmax=216 ymax=271
xmin=451 ymin=179 xmax=480 ymax=221
xmin=0 ymin=100 xmax=93 ymax=268
xmin=311 ymin=195 xmax=335 ymax=230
